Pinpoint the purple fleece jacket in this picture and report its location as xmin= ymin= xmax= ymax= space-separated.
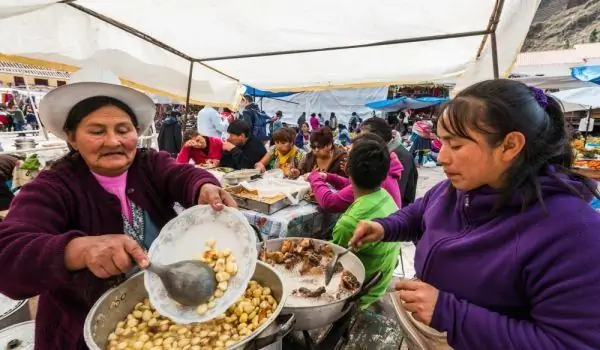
xmin=0 ymin=149 xmax=219 ymax=350
xmin=307 ymin=152 xmax=403 ymax=213
xmin=374 ymin=168 xmax=600 ymax=349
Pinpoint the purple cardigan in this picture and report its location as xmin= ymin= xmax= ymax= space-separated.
xmin=307 ymin=152 xmax=403 ymax=213
xmin=0 ymin=149 xmax=219 ymax=350
xmin=375 ymin=170 xmax=600 ymax=349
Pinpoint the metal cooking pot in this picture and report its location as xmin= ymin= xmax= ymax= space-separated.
xmin=223 ymin=169 xmax=261 ymax=186
xmin=256 ymin=237 xmax=381 ymax=330
xmin=0 ymin=321 xmax=35 ymax=350
xmin=0 ymin=294 xmax=30 ymax=331
xmin=84 ymin=261 xmax=295 ymax=350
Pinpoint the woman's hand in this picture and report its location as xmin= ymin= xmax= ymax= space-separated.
xmin=255 ymin=162 xmax=266 ymax=173
xmin=395 ymin=279 xmax=439 ymax=326
xmin=65 ymin=235 xmax=149 ymax=279
xmin=288 ymin=168 xmax=300 ymax=179
xmin=318 ymin=172 xmax=327 ymax=180
xmin=198 ymin=183 xmax=237 ymax=210
xmin=348 ymin=220 xmax=385 ymax=249
xmin=184 ymin=140 xmax=197 ymax=148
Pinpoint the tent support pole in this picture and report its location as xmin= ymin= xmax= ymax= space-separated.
xmin=491 ymin=32 xmax=499 ymax=79
xmin=197 ymin=29 xmax=491 ymax=61
xmin=183 ymin=61 xmax=194 ymax=130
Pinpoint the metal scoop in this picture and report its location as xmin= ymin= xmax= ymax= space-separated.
xmin=324 ymin=247 xmax=354 ymax=286
xmin=147 ymin=260 xmax=217 ymax=306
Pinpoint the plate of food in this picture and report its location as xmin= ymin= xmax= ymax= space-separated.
xmin=144 ymin=205 xmax=258 ymax=324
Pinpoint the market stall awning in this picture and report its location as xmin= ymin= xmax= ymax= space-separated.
xmin=571 ymin=66 xmax=600 ymax=85
xmin=550 ymin=87 xmax=600 ymax=109
xmin=243 ymin=85 xmax=298 ymax=99
xmin=0 ymin=1 xmax=540 ymax=107
xmin=366 ymin=96 xmax=448 ymax=111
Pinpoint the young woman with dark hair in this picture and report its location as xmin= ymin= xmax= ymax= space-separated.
xmin=299 ymin=127 xmax=347 ymax=177
xmin=350 ymin=79 xmax=600 ymax=349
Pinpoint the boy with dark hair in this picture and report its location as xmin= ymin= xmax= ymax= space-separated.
xmin=332 ymin=139 xmax=400 ymax=308
xmin=220 ymin=120 xmax=267 ymax=170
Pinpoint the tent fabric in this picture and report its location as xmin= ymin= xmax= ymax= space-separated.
xmin=259 ymin=87 xmax=388 ymax=126
xmin=571 ymin=66 xmax=600 ymax=85
xmin=366 ymin=96 xmax=448 ymax=111
xmin=550 ymin=87 xmax=600 ymax=109
xmin=0 ymin=1 xmax=540 ymax=107
xmin=243 ymin=85 xmax=297 ymax=99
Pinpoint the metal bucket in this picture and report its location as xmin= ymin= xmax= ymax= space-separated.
xmin=0 ymin=321 xmax=35 ymax=350
xmin=0 ymin=294 xmax=31 ymax=331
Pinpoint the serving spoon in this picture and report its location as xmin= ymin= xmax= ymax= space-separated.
xmin=324 ymin=247 xmax=354 ymax=286
xmin=146 ymin=260 xmax=217 ymax=306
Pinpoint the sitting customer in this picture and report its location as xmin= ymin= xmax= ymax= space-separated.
xmin=176 ymin=130 xmax=223 ymax=166
xmin=331 ymin=138 xmax=400 ymax=309
xmin=307 ymin=133 xmax=402 ymax=213
xmin=255 ymin=127 xmax=305 ymax=178
xmin=299 ymin=127 xmax=347 ymax=177
xmin=220 ymin=120 xmax=267 ymax=170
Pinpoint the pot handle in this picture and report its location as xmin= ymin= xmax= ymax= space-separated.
xmin=243 ymin=313 xmax=296 ymax=350
xmin=250 ymin=224 xmax=264 ymax=242
xmin=341 ymin=271 xmax=383 ymax=312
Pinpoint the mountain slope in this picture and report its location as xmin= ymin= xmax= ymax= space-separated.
xmin=522 ymin=0 xmax=600 ymax=52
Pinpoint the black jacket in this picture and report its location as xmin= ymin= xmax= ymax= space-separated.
xmin=392 ymin=145 xmax=418 ymax=206
xmin=157 ymin=117 xmax=182 ymax=157
xmin=240 ymin=103 xmax=261 ymax=130
xmin=220 ymin=137 xmax=267 ymax=170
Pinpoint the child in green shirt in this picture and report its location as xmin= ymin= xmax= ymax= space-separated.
xmin=332 ymin=134 xmax=401 ymax=309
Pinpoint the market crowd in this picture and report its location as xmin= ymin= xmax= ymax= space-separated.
xmin=0 ymin=69 xmax=598 ymax=350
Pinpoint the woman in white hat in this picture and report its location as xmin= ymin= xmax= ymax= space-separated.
xmin=0 ymin=68 xmax=236 ymax=349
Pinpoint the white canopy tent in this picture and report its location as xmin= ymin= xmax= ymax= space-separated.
xmin=551 ymin=87 xmax=600 ymax=110
xmin=0 ymin=0 xmax=540 ymax=113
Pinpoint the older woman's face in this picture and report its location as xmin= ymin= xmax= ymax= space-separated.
xmin=68 ymin=105 xmax=138 ymax=175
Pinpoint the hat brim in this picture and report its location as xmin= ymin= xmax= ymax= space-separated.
xmin=39 ymin=82 xmax=156 ymax=141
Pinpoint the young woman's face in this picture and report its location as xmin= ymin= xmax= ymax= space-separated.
xmin=312 ymin=143 xmax=333 ymax=159
xmin=68 ymin=105 xmax=139 ymax=176
xmin=436 ymin=112 xmax=522 ymax=191
xmin=275 ymin=141 xmax=292 ymax=154
xmin=193 ymin=135 xmax=207 ymax=148
xmin=301 ymin=124 xmax=309 ymax=133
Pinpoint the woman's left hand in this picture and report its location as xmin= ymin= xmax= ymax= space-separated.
xmin=395 ymin=279 xmax=439 ymax=326
xmin=198 ymin=183 xmax=237 ymax=210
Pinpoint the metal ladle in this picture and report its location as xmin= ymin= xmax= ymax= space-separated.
xmin=146 ymin=260 xmax=217 ymax=306
xmin=324 ymin=247 xmax=354 ymax=286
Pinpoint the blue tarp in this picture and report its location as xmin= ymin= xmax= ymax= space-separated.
xmin=365 ymin=96 xmax=448 ymax=111
xmin=243 ymin=85 xmax=298 ymax=98
xmin=571 ymin=66 xmax=600 ymax=85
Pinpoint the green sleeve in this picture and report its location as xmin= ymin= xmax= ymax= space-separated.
xmin=332 ymin=215 xmax=358 ymax=248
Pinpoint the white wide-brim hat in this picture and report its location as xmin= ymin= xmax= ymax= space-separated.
xmin=39 ymin=67 xmax=156 ymax=141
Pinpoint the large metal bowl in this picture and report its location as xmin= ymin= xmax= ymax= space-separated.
xmin=84 ymin=261 xmax=295 ymax=350
xmin=257 ymin=237 xmax=379 ymax=331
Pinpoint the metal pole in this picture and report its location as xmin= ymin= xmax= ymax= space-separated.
xmin=183 ymin=61 xmax=194 ymax=131
xmin=583 ymin=107 xmax=592 ymax=147
xmin=491 ymin=32 xmax=499 ymax=79
xmin=197 ymin=29 xmax=492 ymax=62
xmin=23 ymin=82 xmax=49 ymax=140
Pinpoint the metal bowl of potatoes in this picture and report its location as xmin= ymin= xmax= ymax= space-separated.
xmin=84 ymin=261 xmax=294 ymax=350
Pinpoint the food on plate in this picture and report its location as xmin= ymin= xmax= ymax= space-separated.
xmin=304 ymin=191 xmax=317 ymax=203
xmin=228 ymin=188 xmax=287 ymax=204
xmin=194 ymin=239 xmax=238 ymax=315
xmin=259 ymin=239 xmax=360 ymax=306
xmin=214 ymin=167 xmax=234 ymax=173
xmin=105 ymin=281 xmax=277 ymax=350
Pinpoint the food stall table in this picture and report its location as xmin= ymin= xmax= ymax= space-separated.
xmin=239 ymin=201 xmax=340 ymax=239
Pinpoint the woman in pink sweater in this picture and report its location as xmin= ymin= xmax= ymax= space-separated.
xmin=176 ymin=130 xmax=223 ymax=165
xmin=307 ymin=133 xmax=403 ymax=212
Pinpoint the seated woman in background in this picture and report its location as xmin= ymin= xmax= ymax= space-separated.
xmin=255 ymin=127 xmax=304 ymax=178
xmin=176 ymin=130 xmax=223 ymax=166
xmin=331 ymin=137 xmax=400 ymax=309
xmin=295 ymin=122 xmax=311 ymax=151
xmin=307 ymin=133 xmax=402 ymax=212
xmin=299 ymin=127 xmax=348 ymax=177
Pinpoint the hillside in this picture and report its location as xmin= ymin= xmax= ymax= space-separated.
xmin=522 ymin=0 xmax=600 ymax=52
